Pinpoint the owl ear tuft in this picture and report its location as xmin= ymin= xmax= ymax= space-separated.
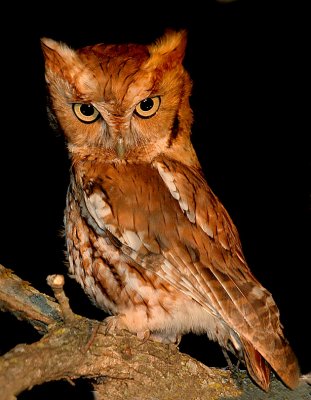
xmin=41 ymin=38 xmax=83 ymax=82
xmin=145 ymin=29 xmax=188 ymax=70
xmin=41 ymin=38 xmax=77 ymax=64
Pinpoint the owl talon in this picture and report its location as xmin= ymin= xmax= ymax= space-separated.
xmin=175 ymin=334 xmax=182 ymax=347
xmin=104 ymin=317 xmax=153 ymax=345
xmin=136 ymin=330 xmax=151 ymax=342
xmin=103 ymin=315 xmax=127 ymax=335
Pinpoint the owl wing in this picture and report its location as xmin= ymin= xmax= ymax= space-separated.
xmin=80 ymin=157 xmax=299 ymax=390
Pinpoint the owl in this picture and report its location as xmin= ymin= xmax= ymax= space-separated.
xmin=41 ymin=30 xmax=300 ymax=392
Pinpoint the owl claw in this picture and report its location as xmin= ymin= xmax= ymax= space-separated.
xmin=175 ymin=334 xmax=182 ymax=346
xmin=136 ymin=330 xmax=151 ymax=342
xmin=103 ymin=315 xmax=127 ymax=335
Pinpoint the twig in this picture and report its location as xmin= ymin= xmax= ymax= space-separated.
xmin=46 ymin=274 xmax=76 ymax=323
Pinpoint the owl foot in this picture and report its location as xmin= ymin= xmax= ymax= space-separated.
xmin=135 ymin=331 xmax=181 ymax=346
xmin=103 ymin=315 xmax=151 ymax=342
xmin=136 ymin=329 xmax=151 ymax=342
xmin=103 ymin=315 xmax=180 ymax=347
xmin=103 ymin=315 xmax=127 ymax=335
xmin=149 ymin=332 xmax=182 ymax=346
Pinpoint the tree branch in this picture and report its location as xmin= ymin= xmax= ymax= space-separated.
xmin=0 ymin=264 xmax=310 ymax=400
xmin=0 ymin=264 xmax=242 ymax=399
xmin=0 ymin=264 xmax=62 ymax=333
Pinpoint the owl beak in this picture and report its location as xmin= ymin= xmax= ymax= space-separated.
xmin=115 ymin=136 xmax=126 ymax=159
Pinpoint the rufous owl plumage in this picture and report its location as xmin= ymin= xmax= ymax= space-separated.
xmin=41 ymin=30 xmax=300 ymax=391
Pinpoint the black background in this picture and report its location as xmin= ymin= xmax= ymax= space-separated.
xmin=0 ymin=1 xmax=309 ymax=398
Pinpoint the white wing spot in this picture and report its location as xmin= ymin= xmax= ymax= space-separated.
xmin=249 ymin=285 xmax=266 ymax=299
xmin=122 ymin=230 xmax=142 ymax=251
xmin=89 ymin=192 xmax=112 ymax=219
xmin=156 ymin=163 xmax=180 ymax=200
xmin=155 ymin=162 xmax=196 ymax=224
xmin=202 ymin=224 xmax=214 ymax=238
xmin=84 ymin=192 xmax=111 ymax=230
xmin=198 ymin=220 xmax=214 ymax=238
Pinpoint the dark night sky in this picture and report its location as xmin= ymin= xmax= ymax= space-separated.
xmin=0 ymin=2 xmax=309 ymax=398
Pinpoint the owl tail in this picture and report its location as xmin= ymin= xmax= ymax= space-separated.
xmin=241 ymin=338 xmax=271 ymax=391
xmin=241 ymin=337 xmax=300 ymax=392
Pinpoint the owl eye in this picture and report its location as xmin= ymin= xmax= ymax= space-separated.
xmin=72 ymin=103 xmax=100 ymax=123
xmin=135 ymin=96 xmax=161 ymax=119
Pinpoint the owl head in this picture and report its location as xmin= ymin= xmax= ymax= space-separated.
xmin=41 ymin=30 xmax=197 ymax=165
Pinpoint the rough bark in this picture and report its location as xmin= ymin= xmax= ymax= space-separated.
xmin=0 ymin=264 xmax=310 ymax=400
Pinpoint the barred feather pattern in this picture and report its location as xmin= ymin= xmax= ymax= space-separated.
xmin=41 ymin=30 xmax=300 ymax=392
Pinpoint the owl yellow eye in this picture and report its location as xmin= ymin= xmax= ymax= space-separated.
xmin=72 ymin=103 xmax=100 ymax=123
xmin=135 ymin=96 xmax=161 ymax=118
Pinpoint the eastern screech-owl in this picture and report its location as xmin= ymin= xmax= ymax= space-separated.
xmin=41 ymin=30 xmax=300 ymax=391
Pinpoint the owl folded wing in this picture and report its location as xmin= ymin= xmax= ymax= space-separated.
xmin=80 ymin=159 xmax=299 ymax=390
xmin=81 ymin=159 xmax=278 ymax=338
